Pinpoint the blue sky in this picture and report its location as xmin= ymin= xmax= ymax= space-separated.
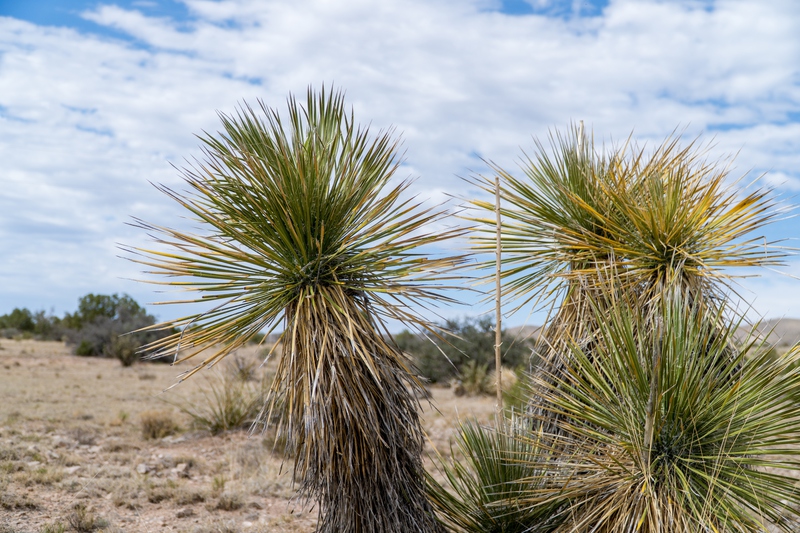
xmin=1 ymin=0 xmax=799 ymax=330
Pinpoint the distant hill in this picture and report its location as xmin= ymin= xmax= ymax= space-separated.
xmin=507 ymin=318 xmax=800 ymax=350
xmin=754 ymin=318 xmax=800 ymax=348
xmin=506 ymin=325 xmax=542 ymax=341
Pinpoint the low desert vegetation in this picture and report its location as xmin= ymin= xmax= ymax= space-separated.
xmin=0 ymin=292 xmax=173 ymax=366
xmin=168 ymin=359 xmax=273 ymax=435
xmin=0 ymin=339 xmax=338 ymax=532
xmin=139 ymin=409 xmax=181 ymax=440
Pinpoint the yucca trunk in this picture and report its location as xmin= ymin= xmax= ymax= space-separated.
xmin=277 ymin=292 xmax=440 ymax=532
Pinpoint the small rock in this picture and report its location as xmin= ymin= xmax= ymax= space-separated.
xmin=64 ymin=466 xmax=81 ymax=475
xmin=87 ymin=445 xmax=102 ymax=454
xmin=25 ymin=461 xmax=41 ymax=469
xmin=136 ymin=463 xmax=150 ymax=474
xmin=242 ymin=522 xmax=253 ymax=528
xmin=171 ymin=462 xmax=190 ymax=478
xmin=52 ymin=436 xmax=73 ymax=448
xmin=176 ymin=508 xmax=194 ymax=518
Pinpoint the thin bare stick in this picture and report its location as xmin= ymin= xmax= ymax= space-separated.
xmin=495 ymin=175 xmax=503 ymax=414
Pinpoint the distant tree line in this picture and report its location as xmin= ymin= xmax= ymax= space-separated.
xmin=0 ymin=293 xmax=173 ymax=366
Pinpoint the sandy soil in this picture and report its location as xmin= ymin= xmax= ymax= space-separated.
xmin=0 ymin=338 xmax=497 ymax=533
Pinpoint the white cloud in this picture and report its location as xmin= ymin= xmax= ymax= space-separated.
xmin=1 ymin=0 xmax=799 ymax=325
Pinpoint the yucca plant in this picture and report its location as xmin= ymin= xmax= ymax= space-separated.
xmin=471 ymin=125 xmax=783 ymax=314
xmin=520 ymin=291 xmax=800 ymax=532
xmin=469 ymin=125 xmax=784 ymax=430
xmin=427 ymin=415 xmax=565 ymax=533
xmin=126 ymin=87 xmax=464 ymax=532
xmin=432 ymin=125 xmax=798 ymax=533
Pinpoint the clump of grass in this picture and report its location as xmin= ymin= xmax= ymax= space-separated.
xmin=25 ymin=466 xmax=64 ymax=486
xmin=146 ymin=479 xmax=179 ymax=503
xmin=174 ymin=487 xmax=207 ymax=505
xmin=0 ymin=461 xmax=20 ymax=474
xmin=171 ymin=370 xmax=268 ymax=435
xmin=211 ymin=491 xmax=245 ymax=511
xmin=139 ymin=409 xmax=180 ymax=440
xmin=68 ymin=427 xmax=97 ymax=446
xmin=66 ymin=503 xmax=108 ymax=533
xmin=0 ymin=491 xmax=39 ymax=510
xmin=192 ymin=521 xmax=239 ymax=533
xmin=40 ymin=522 xmax=67 ymax=533
xmin=110 ymin=479 xmax=142 ymax=510
xmin=229 ymin=354 xmax=258 ymax=381
xmin=211 ymin=475 xmax=226 ymax=497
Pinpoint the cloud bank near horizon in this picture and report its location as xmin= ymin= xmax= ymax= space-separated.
xmin=1 ymin=0 xmax=799 ymax=326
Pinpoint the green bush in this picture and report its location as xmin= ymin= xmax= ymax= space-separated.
xmin=453 ymin=361 xmax=492 ymax=396
xmin=394 ymin=316 xmax=534 ymax=385
xmin=64 ymin=293 xmax=173 ymax=365
xmin=0 ymin=308 xmax=34 ymax=332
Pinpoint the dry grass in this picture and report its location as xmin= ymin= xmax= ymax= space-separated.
xmin=139 ymin=409 xmax=180 ymax=440
xmin=0 ymin=337 xmax=496 ymax=532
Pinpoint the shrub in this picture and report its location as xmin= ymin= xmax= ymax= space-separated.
xmin=211 ymin=492 xmax=245 ymax=511
xmin=0 ymin=308 xmax=34 ymax=332
xmin=0 ymin=308 xmax=66 ymax=340
xmin=64 ymin=293 xmax=173 ymax=365
xmin=139 ymin=410 xmax=180 ymax=440
xmin=170 ymin=366 xmax=270 ymax=435
xmin=105 ymin=336 xmax=139 ymax=367
xmin=453 ymin=361 xmax=492 ymax=396
xmin=229 ymin=354 xmax=258 ymax=382
xmin=75 ymin=340 xmax=94 ymax=357
xmin=66 ymin=504 xmax=108 ymax=533
xmin=40 ymin=523 xmax=67 ymax=533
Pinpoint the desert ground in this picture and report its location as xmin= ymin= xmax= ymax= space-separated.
xmin=0 ymin=338 xmax=497 ymax=533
